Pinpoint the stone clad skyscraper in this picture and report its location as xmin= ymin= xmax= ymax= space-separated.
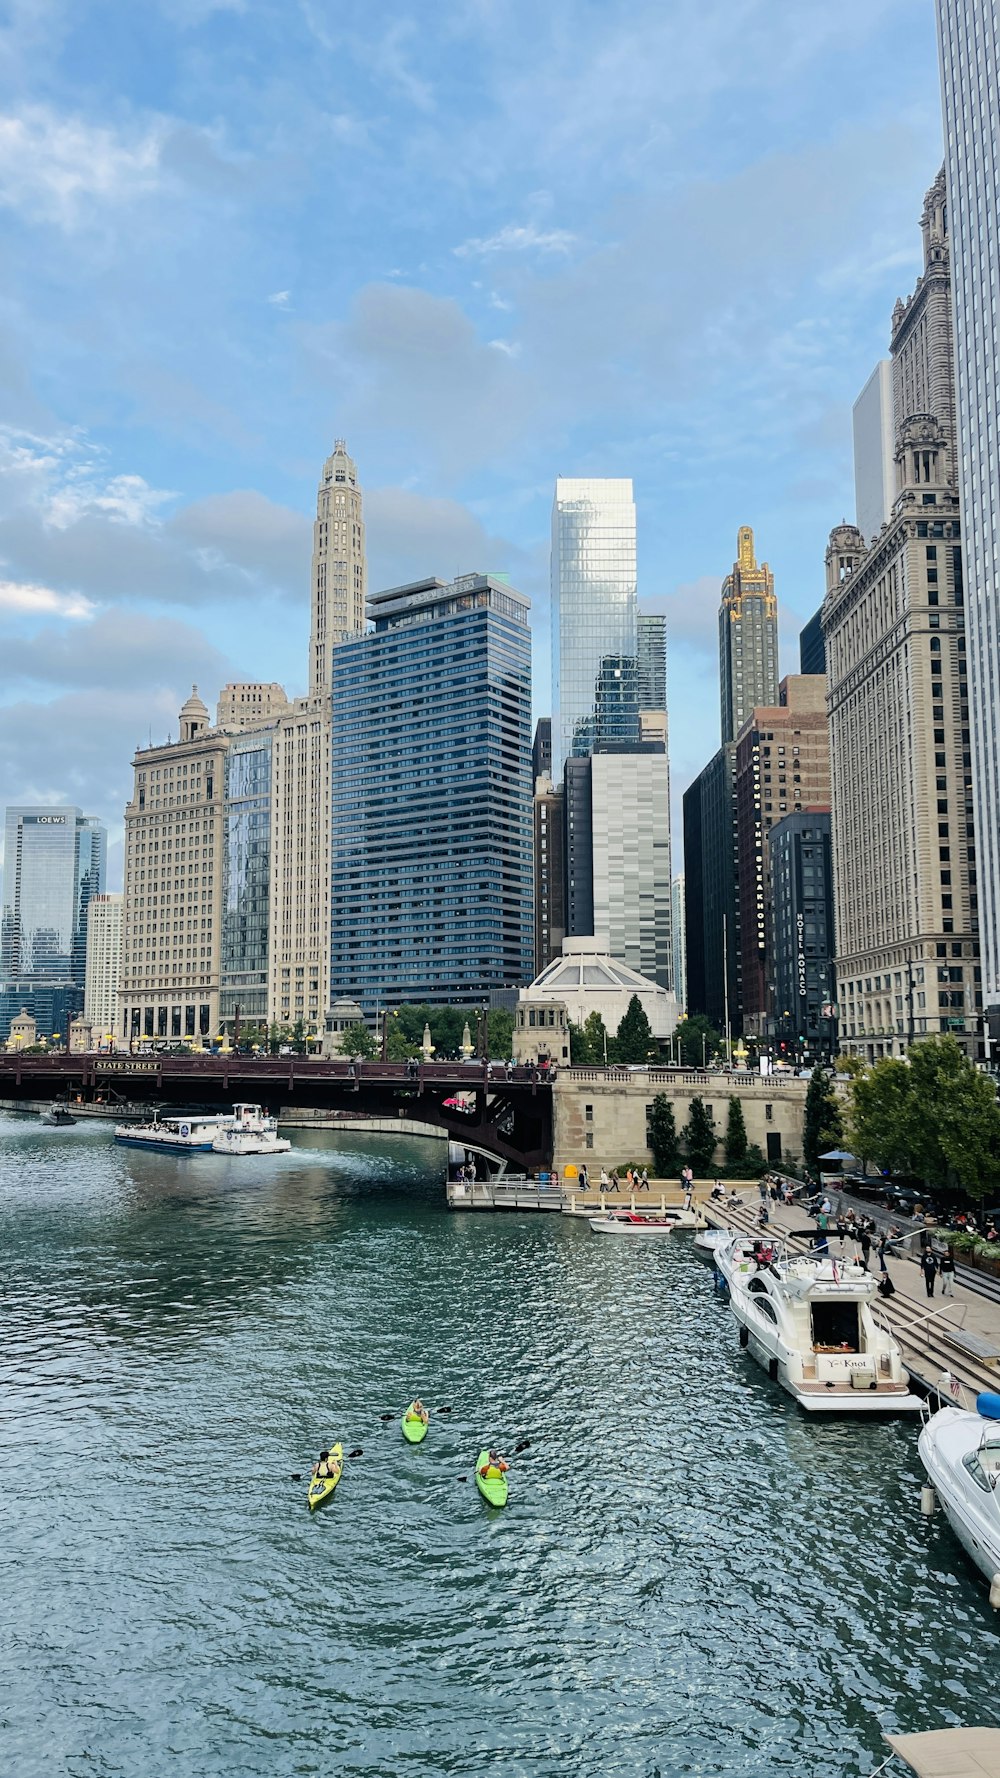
xmin=719 ymin=526 xmax=779 ymax=744
xmin=309 ymin=439 xmax=367 ymax=696
xmin=823 ymin=168 xmax=978 ymax=1061
xmin=935 ymin=0 xmax=1000 ymax=1037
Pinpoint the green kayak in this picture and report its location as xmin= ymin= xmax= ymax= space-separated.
xmin=401 ymin=1403 xmax=429 ymax=1444
xmin=475 ymin=1448 xmax=509 ymax=1507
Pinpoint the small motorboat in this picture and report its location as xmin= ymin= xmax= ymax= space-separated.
xmin=589 ymin=1211 xmax=676 ymax=1236
xmin=40 ymin=1105 xmax=76 ymax=1127
xmin=475 ymin=1448 xmax=508 ymax=1507
xmin=918 ymin=1390 xmax=1000 ymax=1590
xmin=694 ymin=1225 xmax=734 ymax=1254
xmin=211 ymin=1104 xmax=291 ymax=1156
xmin=307 ymin=1442 xmax=343 ymax=1512
xmin=401 ymin=1403 xmax=429 ymax=1444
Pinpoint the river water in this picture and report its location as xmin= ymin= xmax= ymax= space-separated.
xmin=2 ymin=1115 xmax=997 ymax=1777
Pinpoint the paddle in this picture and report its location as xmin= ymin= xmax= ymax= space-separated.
xmin=290 ymin=1447 xmax=363 ymax=1481
xmin=457 ymin=1439 xmax=530 ymax=1482
xmin=379 ymin=1405 xmax=452 ymax=1422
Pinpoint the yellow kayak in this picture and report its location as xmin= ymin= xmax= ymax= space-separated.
xmin=307 ymin=1442 xmax=343 ymax=1511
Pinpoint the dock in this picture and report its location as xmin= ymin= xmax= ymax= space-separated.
xmin=704 ymin=1195 xmax=1000 ymax=1405
xmin=446 ymin=1177 xmax=564 ymax=1211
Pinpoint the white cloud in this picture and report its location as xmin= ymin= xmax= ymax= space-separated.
xmin=46 ymin=473 xmax=176 ymax=530
xmin=454 ymin=222 xmax=578 ymax=259
xmin=0 ymin=105 xmax=163 ymax=225
xmin=0 ymin=579 xmax=94 ymax=620
xmin=267 ymin=289 xmax=292 ymax=307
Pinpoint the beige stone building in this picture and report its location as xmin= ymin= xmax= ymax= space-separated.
xmin=215 ymin=682 xmax=290 ymax=730
xmin=551 ymin=1072 xmax=807 ymax=1176
xmin=824 ymin=170 xmax=979 ymax=1061
xmin=309 ymin=439 xmax=367 ymax=696
xmin=84 ymin=892 xmax=122 ymax=1042
xmin=120 ymin=689 xmax=227 ymax=1043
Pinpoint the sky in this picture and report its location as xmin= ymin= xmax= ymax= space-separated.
xmin=0 ymin=0 xmax=945 ymax=886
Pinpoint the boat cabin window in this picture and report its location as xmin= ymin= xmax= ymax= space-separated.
xmin=810 ymin=1301 xmax=860 ymax=1353
xmin=754 ymin=1297 xmax=778 ymax=1323
xmin=963 ymin=1451 xmax=994 ymax=1493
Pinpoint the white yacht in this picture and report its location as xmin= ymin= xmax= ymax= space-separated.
xmin=715 ymin=1234 xmax=921 ymax=1413
xmin=114 ymin=1112 xmax=234 ymax=1152
xmin=211 ymin=1104 xmax=291 ymax=1156
xmin=918 ymin=1391 xmax=1000 ymax=1589
xmin=589 ymin=1211 xmax=676 ymax=1237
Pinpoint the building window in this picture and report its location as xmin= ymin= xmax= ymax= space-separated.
xmin=585 ymin=1104 xmax=593 ymax=1121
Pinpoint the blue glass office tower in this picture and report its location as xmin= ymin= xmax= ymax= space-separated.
xmin=330 ymin=573 xmax=533 ymax=1009
xmin=0 ymin=805 xmax=106 ymax=1039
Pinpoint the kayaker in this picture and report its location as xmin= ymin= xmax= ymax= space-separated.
xmin=479 ymin=1449 xmax=509 ymax=1480
xmin=313 ymin=1449 xmax=335 ymax=1478
xmin=407 ymin=1400 xmax=429 ymax=1425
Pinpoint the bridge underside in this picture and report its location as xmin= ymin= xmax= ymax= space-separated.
xmin=0 ymin=1057 xmax=553 ymax=1173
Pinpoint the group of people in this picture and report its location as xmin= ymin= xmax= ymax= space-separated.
xmin=593 ymin=1166 xmax=650 ymax=1192
xmin=813 ymin=1197 xmax=958 ymax=1299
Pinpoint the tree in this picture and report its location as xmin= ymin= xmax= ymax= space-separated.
xmin=385 ymin=1021 xmax=419 ymax=1061
xmin=675 ymin=1014 xmax=721 ymax=1068
xmin=339 ymin=1021 xmax=378 ymax=1059
xmin=614 ymin=995 xmax=655 ymax=1064
xmin=682 ymin=1095 xmax=717 ymax=1174
xmin=847 ymin=1057 xmax=914 ymax=1175
xmin=486 ymin=1008 xmax=514 ymax=1060
xmin=648 ymin=1094 xmax=679 ymax=1176
xmin=724 ymin=1095 xmax=747 ymax=1165
xmin=905 ymin=1035 xmax=1000 ymax=1198
xmin=802 ymin=1066 xmax=844 ymax=1171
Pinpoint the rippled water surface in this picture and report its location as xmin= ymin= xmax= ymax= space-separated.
xmin=3 ymin=1115 xmax=999 ymax=1777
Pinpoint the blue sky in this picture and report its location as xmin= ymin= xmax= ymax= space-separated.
xmin=0 ymin=0 xmax=943 ymax=882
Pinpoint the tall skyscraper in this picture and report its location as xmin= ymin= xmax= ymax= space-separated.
xmin=84 ymin=893 xmax=123 ymax=1041
xmin=308 ymin=439 xmax=367 ymax=696
xmin=799 ymin=609 xmax=826 ymax=677
xmin=550 ymin=477 xmax=637 ymax=779
xmin=591 ymin=751 xmax=672 ymax=989
xmin=1 ymin=805 xmax=106 ymax=1040
xmin=853 ymin=360 xmax=896 ymax=542
xmin=682 ymin=745 xmax=740 ymax=1033
xmin=671 ymin=874 xmax=686 ymax=1016
xmin=768 ymin=813 xmax=835 ymax=1059
xmin=638 ymin=613 xmax=667 ymax=711
xmin=824 ymin=169 xmax=977 ymax=1061
xmin=935 ymin=2 xmax=1000 ymax=1034
xmin=719 ymin=526 xmax=779 ymax=743
xmin=330 ymin=573 xmax=533 ymax=1008
xmin=733 ymin=676 xmax=831 ymax=1038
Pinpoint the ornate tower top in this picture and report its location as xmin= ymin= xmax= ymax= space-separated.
xmin=178 ymin=685 xmax=210 ymax=743
xmin=737 ymin=525 xmax=757 ymax=573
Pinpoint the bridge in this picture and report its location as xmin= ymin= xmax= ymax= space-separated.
xmin=0 ymin=1054 xmax=554 ymax=1172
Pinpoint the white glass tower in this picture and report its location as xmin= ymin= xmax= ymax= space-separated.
xmin=550 ymin=477 xmax=637 ymax=779
xmin=936 ymin=0 xmax=1000 ymax=1018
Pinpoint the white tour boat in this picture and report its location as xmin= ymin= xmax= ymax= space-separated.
xmin=589 ymin=1210 xmax=676 ymax=1236
xmin=211 ymin=1104 xmax=291 ymax=1156
xmin=114 ymin=1112 xmax=235 ymax=1152
xmin=715 ymin=1234 xmax=921 ymax=1413
xmin=918 ymin=1390 xmax=1000 ymax=1591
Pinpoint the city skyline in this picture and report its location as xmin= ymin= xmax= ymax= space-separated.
xmin=0 ymin=1 xmax=946 ymax=875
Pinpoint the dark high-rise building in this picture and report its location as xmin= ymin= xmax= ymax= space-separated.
xmin=799 ymin=609 xmax=826 ymax=677
xmin=719 ymin=526 xmax=779 ymax=743
xmin=769 ymin=811 xmax=835 ymax=1059
xmin=682 ymin=745 xmax=740 ymax=1033
xmin=329 ymin=573 xmax=533 ymax=1009
xmin=638 ymin=612 xmax=667 ymax=711
xmin=0 ymin=805 xmax=106 ymax=1040
xmin=533 ymin=780 xmax=565 ymax=978
xmin=563 ymin=756 xmax=595 ymax=941
xmin=532 ymin=718 xmax=552 ymax=783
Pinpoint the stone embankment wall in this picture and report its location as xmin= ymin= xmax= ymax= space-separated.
xmin=551 ymin=1069 xmax=808 ymax=1176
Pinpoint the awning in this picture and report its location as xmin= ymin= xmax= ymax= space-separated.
xmin=819 ymin=1148 xmax=856 ymax=1162
xmin=884 ymin=1727 xmax=1000 ymax=1776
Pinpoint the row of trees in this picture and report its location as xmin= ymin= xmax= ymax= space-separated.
xmin=841 ymin=1035 xmax=1000 ymax=1198
xmin=569 ymin=997 xmax=657 ymax=1065
xmin=646 ymin=1093 xmax=767 ymax=1179
xmin=234 ymin=1005 xmax=516 ymax=1061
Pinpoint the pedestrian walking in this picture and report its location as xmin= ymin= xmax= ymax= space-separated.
xmin=600 ymin=1168 xmax=610 ymax=1191
xmin=639 ymin=1168 xmax=650 ymax=1191
xmin=877 ymin=1231 xmax=889 ymax=1274
xmin=579 ymin=1163 xmax=589 ymax=1192
xmin=608 ymin=1169 xmax=620 ymax=1192
xmin=939 ymin=1246 xmax=956 ymax=1297
xmin=860 ymin=1230 xmax=872 ymax=1272
xmin=920 ymin=1247 xmax=938 ymax=1298
xmin=758 ymin=1178 xmax=768 ymax=1203
xmin=625 ymin=1167 xmax=634 ymax=1191
xmin=815 ymin=1213 xmax=829 ymax=1256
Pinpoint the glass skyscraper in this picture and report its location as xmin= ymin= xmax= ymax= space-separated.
xmin=936 ymin=0 xmax=1000 ymax=1024
xmin=220 ymin=731 xmax=274 ymax=1024
xmin=550 ymin=478 xmax=637 ymax=779
xmin=330 ymin=573 xmax=533 ymax=1009
xmin=0 ymin=805 xmax=106 ymax=1039
xmin=719 ymin=526 xmax=779 ymax=743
